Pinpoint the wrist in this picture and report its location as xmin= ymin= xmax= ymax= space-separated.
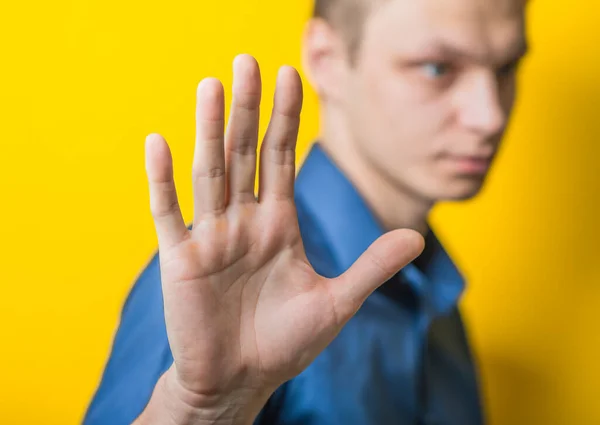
xmin=135 ymin=366 xmax=271 ymax=425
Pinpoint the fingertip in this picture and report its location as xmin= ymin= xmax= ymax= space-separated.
xmin=275 ymin=65 xmax=303 ymax=116
xmin=392 ymin=228 xmax=427 ymax=259
xmin=197 ymin=77 xmax=224 ymax=99
xmin=408 ymin=228 xmax=426 ymax=253
xmin=278 ymin=64 xmax=300 ymax=79
xmin=145 ymin=133 xmax=171 ymax=173
xmin=145 ymin=133 xmax=166 ymax=153
xmin=416 ymin=232 xmax=426 ymax=254
xmin=146 ymin=132 xmax=162 ymax=140
xmin=277 ymin=65 xmax=302 ymax=91
xmin=233 ymin=53 xmax=259 ymax=71
xmin=232 ymin=54 xmax=262 ymax=104
xmin=196 ymin=78 xmax=225 ymax=122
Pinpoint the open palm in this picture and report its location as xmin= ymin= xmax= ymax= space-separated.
xmin=144 ymin=54 xmax=424 ymax=412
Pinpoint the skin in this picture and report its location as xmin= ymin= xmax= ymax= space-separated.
xmin=135 ymin=0 xmax=527 ymax=423
xmin=305 ymin=0 xmax=527 ymax=232
xmin=135 ymin=60 xmax=424 ymax=425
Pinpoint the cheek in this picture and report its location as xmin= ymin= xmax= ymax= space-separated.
xmin=362 ymin=72 xmax=452 ymax=159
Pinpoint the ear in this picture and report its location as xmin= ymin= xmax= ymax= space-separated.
xmin=301 ymin=18 xmax=349 ymax=102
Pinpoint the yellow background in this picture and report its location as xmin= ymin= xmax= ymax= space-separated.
xmin=1 ymin=1 xmax=599 ymax=424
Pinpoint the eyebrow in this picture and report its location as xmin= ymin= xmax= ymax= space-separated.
xmin=418 ymin=39 xmax=529 ymax=66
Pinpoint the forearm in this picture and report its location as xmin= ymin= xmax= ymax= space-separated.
xmin=133 ymin=367 xmax=266 ymax=425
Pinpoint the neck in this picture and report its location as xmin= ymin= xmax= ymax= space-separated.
xmin=318 ymin=108 xmax=434 ymax=236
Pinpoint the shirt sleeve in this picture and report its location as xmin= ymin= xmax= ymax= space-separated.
xmin=83 ymin=253 xmax=173 ymax=425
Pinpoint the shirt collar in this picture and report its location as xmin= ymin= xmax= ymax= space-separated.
xmin=294 ymin=143 xmax=465 ymax=316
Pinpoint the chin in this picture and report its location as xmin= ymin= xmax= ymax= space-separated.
xmin=432 ymin=176 xmax=488 ymax=202
xmin=443 ymin=190 xmax=482 ymax=202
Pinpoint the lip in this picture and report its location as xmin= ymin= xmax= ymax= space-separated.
xmin=445 ymin=155 xmax=493 ymax=175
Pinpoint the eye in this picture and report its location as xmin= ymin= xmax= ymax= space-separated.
xmin=422 ymin=62 xmax=451 ymax=79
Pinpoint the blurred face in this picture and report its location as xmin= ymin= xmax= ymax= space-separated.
xmin=337 ymin=0 xmax=527 ymax=201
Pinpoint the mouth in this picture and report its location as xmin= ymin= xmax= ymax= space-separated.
xmin=444 ymin=155 xmax=494 ymax=175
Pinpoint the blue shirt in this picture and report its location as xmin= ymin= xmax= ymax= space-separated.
xmin=84 ymin=143 xmax=484 ymax=425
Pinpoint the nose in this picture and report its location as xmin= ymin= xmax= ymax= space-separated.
xmin=456 ymin=73 xmax=508 ymax=137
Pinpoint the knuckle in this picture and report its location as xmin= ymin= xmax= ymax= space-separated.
xmin=151 ymin=199 xmax=180 ymax=220
xmin=229 ymin=135 xmax=258 ymax=155
xmin=268 ymin=145 xmax=296 ymax=166
xmin=193 ymin=166 xmax=225 ymax=179
xmin=234 ymin=92 xmax=261 ymax=111
xmin=150 ymin=182 xmax=180 ymax=219
xmin=365 ymin=250 xmax=394 ymax=276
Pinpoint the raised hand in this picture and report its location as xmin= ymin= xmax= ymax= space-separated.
xmin=139 ymin=54 xmax=424 ymax=425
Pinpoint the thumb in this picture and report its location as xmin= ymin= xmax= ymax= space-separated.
xmin=326 ymin=229 xmax=425 ymax=321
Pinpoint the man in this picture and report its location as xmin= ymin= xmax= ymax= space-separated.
xmin=84 ymin=0 xmax=528 ymax=423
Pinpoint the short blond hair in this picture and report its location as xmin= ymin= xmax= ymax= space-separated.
xmin=313 ymin=0 xmax=383 ymax=61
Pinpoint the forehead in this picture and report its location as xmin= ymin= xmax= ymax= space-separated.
xmin=364 ymin=0 xmax=527 ymax=64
